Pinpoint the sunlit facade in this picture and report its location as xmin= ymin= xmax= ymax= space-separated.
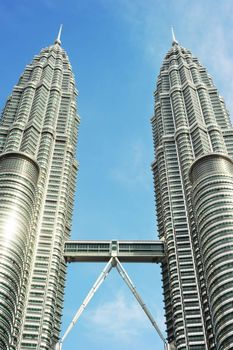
xmin=152 ymin=37 xmax=233 ymax=350
xmin=0 ymin=34 xmax=79 ymax=350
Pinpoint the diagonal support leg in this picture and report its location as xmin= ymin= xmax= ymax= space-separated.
xmin=55 ymin=257 xmax=171 ymax=350
xmin=115 ymin=257 xmax=167 ymax=348
xmin=55 ymin=257 xmax=114 ymax=349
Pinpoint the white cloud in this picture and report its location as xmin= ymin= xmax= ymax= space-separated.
xmin=84 ymin=289 xmax=165 ymax=344
xmin=185 ymin=5 xmax=233 ymax=116
xmin=110 ymin=139 xmax=152 ymax=190
xmin=102 ymin=1 xmax=233 ymax=116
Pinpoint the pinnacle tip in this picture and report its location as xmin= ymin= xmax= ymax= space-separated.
xmin=171 ymin=26 xmax=178 ymax=45
xmin=55 ymin=24 xmax=63 ymax=45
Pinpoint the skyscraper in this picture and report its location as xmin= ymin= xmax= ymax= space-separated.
xmin=0 ymin=29 xmax=79 ymax=350
xmin=152 ymin=34 xmax=233 ymax=349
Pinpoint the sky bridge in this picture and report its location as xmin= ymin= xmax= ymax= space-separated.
xmin=64 ymin=239 xmax=165 ymax=263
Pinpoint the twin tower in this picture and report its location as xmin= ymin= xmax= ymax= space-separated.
xmin=0 ymin=30 xmax=233 ymax=350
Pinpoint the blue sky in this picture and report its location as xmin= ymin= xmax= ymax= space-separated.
xmin=1 ymin=1 xmax=233 ymax=349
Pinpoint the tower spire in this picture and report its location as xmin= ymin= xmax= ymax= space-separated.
xmin=171 ymin=26 xmax=178 ymax=45
xmin=55 ymin=24 xmax=63 ymax=45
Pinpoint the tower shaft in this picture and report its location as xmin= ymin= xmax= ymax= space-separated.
xmin=152 ymin=42 xmax=233 ymax=350
xmin=0 ymin=40 xmax=79 ymax=350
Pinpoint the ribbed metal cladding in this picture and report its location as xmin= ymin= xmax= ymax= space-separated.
xmin=0 ymin=37 xmax=79 ymax=349
xmin=0 ymin=152 xmax=39 ymax=350
xmin=152 ymin=38 xmax=233 ymax=350
xmin=190 ymin=154 xmax=233 ymax=350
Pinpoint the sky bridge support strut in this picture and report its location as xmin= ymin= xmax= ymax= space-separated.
xmin=55 ymin=255 xmax=170 ymax=350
